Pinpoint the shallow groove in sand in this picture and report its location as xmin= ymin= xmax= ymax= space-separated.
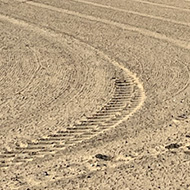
xmin=133 ymin=0 xmax=190 ymax=12
xmin=0 ymin=13 xmax=145 ymax=168
xmin=69 ymin=0 xmax=190 ymax=27
xmin=18 ymin=0 xmax=190 ymax=50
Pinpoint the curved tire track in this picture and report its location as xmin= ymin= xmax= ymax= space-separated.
xmin=0 ymin=77 xmax=144 ymax=168
xmin=0 ymin=14 xmax=145 ymax=169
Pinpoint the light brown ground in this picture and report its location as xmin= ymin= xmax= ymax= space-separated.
xmin=0 ymin=0 xmax=190 ymax=189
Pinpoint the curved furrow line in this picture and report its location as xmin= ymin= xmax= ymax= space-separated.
xmin=17 ymin=0 xmax=190 ymax=50
xmin=26 ymin=0 xmax=190 ymax=101
xmin=69 ymin=0 xmax=190 ymax=27
xmin=53 ymin=64 xmax=90 ymax=111
xmin=133 ymin=0 xmax=190 ymax=12
xmin=21 ymin=0 xmax=188 ymax=100
xmin=56 ymin=63 xmax=89 ymax=107
xmin=53 ymin=44 xmax=108 ymax=112
xmin=0 ymin=44 xmax=42 ymax=105
xmin=0 ymin=18 xmax=105 ymax=134
xmin=0 ymin=63 xmax=77 ymax=128
xmin=149 ymin=59 xmax=190 ymax=101
xmin=0 ymin=29 xmax=86 ymax=127
xmin=38 ymin=55 xmax=91 ymax=112
xmin=165 ymin=62 xmax=190 ymax=100
xmin=10 ymin=46 xmax=42 ymax=96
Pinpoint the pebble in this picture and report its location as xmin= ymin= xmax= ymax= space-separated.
xmin=95 ymin=154 xmax=111 ymax=161
xmin=43 ymin=171 xmax=49 ymax=176
xmin=165 ymin=143 xmax=181 ymax=149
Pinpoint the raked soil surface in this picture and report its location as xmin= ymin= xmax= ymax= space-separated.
xmin=0 ymin=0 xmax=190 ymax=189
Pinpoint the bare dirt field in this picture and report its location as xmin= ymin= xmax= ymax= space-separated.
xmin=0 ymin=0 xmax=190 ymax=189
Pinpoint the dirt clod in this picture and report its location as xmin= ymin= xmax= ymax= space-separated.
xmin=165 ymin=143 xmax=181 ymax=149
xmin=95 ymin=154 xmax=111 ymax=161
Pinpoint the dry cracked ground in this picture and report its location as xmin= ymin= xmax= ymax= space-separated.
xmin=0 ymin=0 xmax=190 ymax=189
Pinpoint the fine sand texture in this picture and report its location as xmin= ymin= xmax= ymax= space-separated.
xmin=0 ymin=0 xmax=190 ymax=189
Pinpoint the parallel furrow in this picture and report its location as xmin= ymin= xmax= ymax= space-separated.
xmin=133 ymin=0 xmax=190 ymax=12
xmin=20 ymin=0 xmax=190 ymax=50
xmin=70 ymin=0 xmax=190 ymax=26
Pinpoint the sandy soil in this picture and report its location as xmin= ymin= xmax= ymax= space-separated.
xmin=0 ymin=0 xmax=190 ymax=189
